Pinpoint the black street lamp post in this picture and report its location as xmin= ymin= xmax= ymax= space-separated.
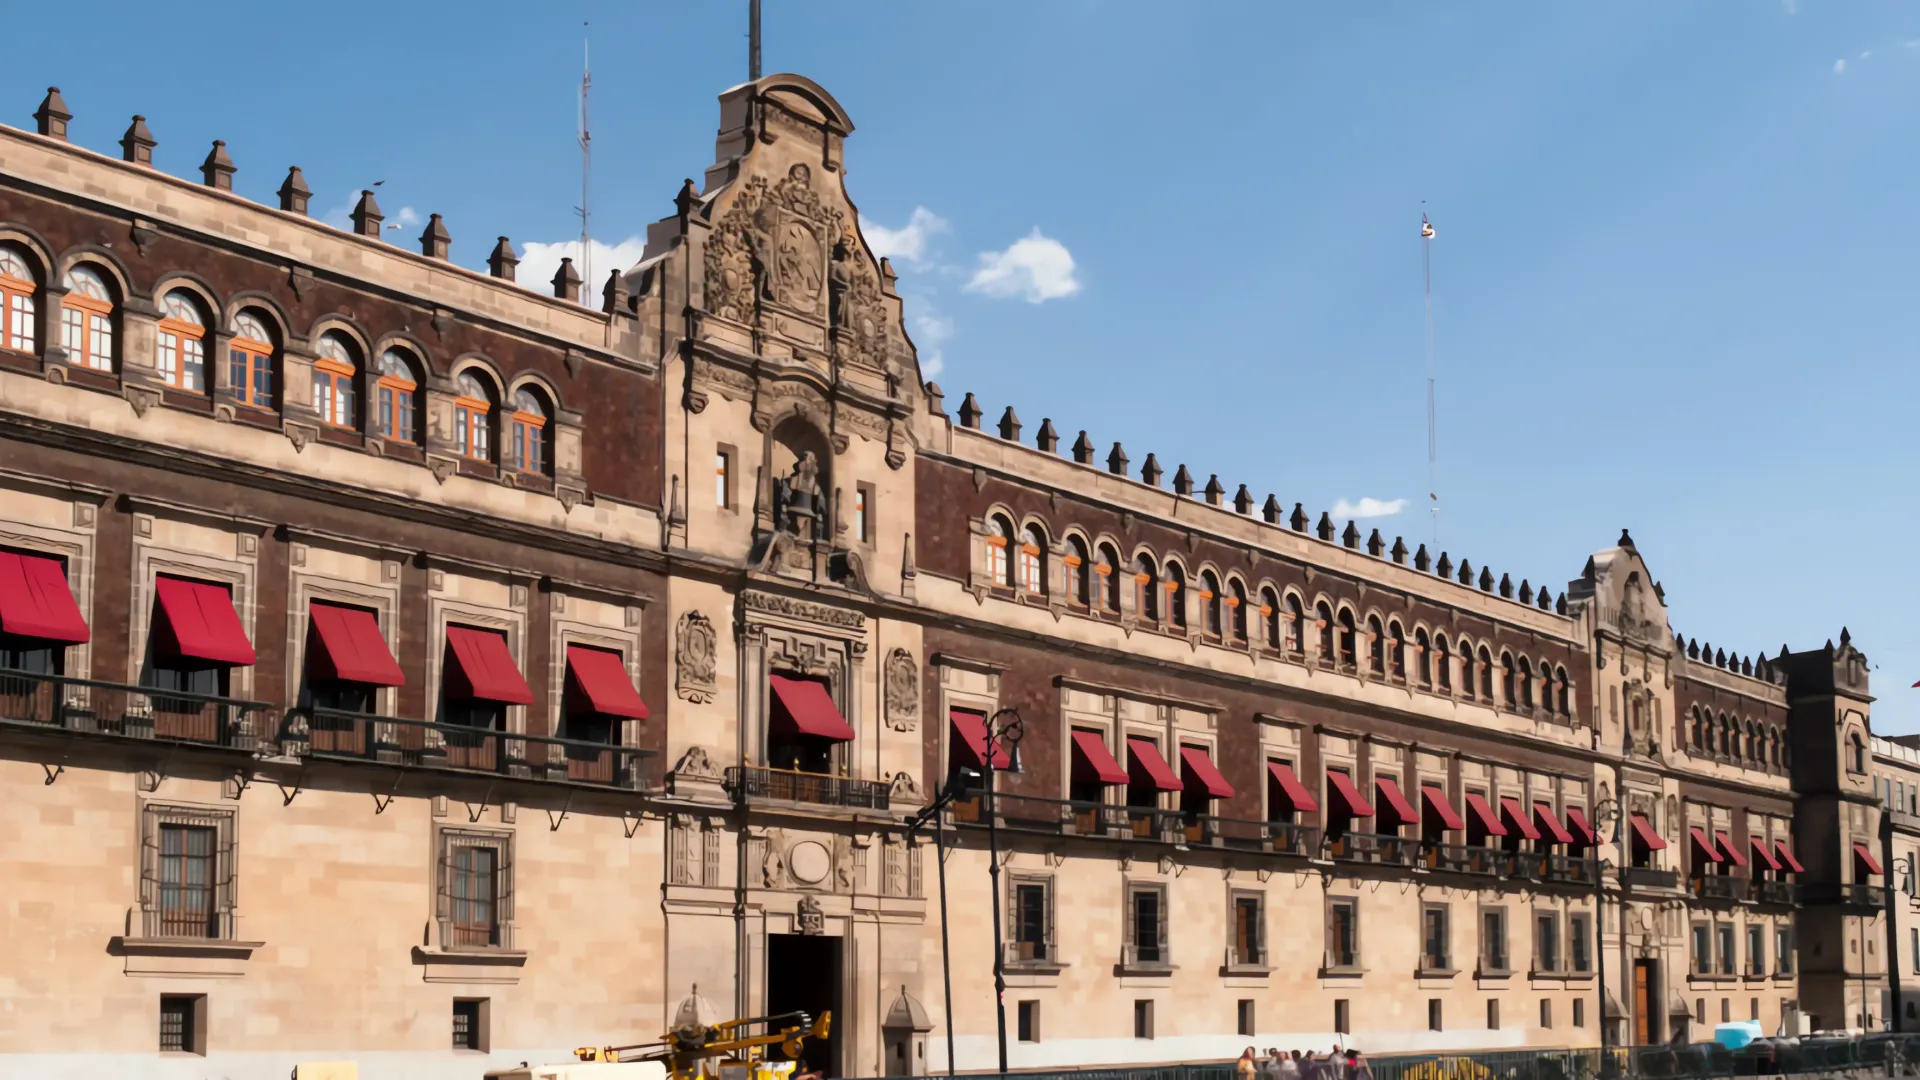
xmin=1591 ymin=797 xmax=1621 ymax=1074
xmin=982 ymin=708 xmax=1025 ymax=1075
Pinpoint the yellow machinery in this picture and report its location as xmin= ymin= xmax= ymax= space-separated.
xmin=574 ymin=1010 xmax=832 ymax=1080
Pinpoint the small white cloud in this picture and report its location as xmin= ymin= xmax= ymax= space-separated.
xmin=911 ymin=306 xmax=952 ymax=378
xmin=514 ymin=236 xmax=649 ymax=297
xmin=864 ymin=207 xmax=949 ymax=269
xmin=1781 ymin=0 xmax=1797 ymax=13
xmin=1835 ymin=58 xmax=1848 ymax=73
xmin=1861 ymin=49 xmax=1873 ymax=59
xmin=965 ymin=228 xmax=1080 ymax=304
xmin=1331 ymin=497 xmax=1408 ymax=520
xmin=391 ymin=206 xmax=421 ymax=230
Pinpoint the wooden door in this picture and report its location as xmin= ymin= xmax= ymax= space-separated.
xmin=1633 ymin=960 xmax=1654 ymax=1045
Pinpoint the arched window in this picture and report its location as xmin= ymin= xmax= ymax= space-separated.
xmin=510 ymin=387 xmax=551 ymax=475
xmin=1477 ymin=646 xmax=1494 ymax=699
xmin=454 ymin=371 xmax=495 ymax=461
xmin=1166 ymin=563 xmax=1187 ymax=630
xmin=1388 ymin=621 xmax=1406 ymax=678
xmin=228 ymin=310 xmax=276 ymax=408
xmin=1200 ymin=571 xmax=1223 ymax=639
xmin=1018 ymin=525 xmax=1047 ymax=596
xmin=1285 ymin=594 xmax=1305 ymax=656
xmin=0 ymin=245 xmax=39 ymax=354
xmin=1689 ymin=708 xmax=1702 ymax=750
xmin=1850 ymin=732 xmax=1865 ymax=774
xmin=1260 ymin=587 xmax=1281 ymax=648
xmin=1719 ymin=714 xmax=1733 ymax=756
xmin=155 ymin=289 xmax=208 ymax=392
xmin=376 ymin=348 xmax=420 ymax=444
xmin=1097 ymin=543 xmax=1122 ymax=613
xmin=1134 ymin=554 xmax=1160 ymax=622
xmin=1315 ymin=601 xmax=1334 ymax=661
xmin=1337 ymin=609 xmax=1357 ymax=668
xmin=1066 ymin=535 xmax=1090 ymax=607
xmin=1518 ymin=656 xmax=1534 ymax=710
xmin=1556 ymin=666 xmax=1570 ymax=715
xmin=1771 ymin=727 xmax=1783 ymax=768
xmin=313 ymin=332 xmax=358 ymax=428
xmin=1227 ymin=578 xmax=1248 ymax=643
xmin=1366 ymin=615 xmax=1385 ymax=674
xmin=1500 ymin=651 xmax=1516 ymax=705
xmin=1415 ymin=628 xmax=1432 ymax=687
xmin=985 ymin=515 xmax=1012 ymax=587
xmin=60 ymin=265 xmax=114 ymax=371
xmin=1434 ymin=635 xmax=1452 ymax=691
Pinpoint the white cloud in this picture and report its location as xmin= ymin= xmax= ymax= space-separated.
xmin=964 ymin=229 xmax=1081 ymax=303
xmin=390 ymin=206 xmax=421 ymax=230
xmin=1331 ymin=497 xmax=1407 ymax=519
xmin=514 ymin=236 xmax=649 ymax=296
xmin=1781 ymin=0 xmax=1797 ymax=13
xmin=1834 ymin=58 xmax=1848 ymax=74
xmin=909 ymin=305 xmax=952 ymax=378
xmin=864 ymin=207 xmax=949 ymax=269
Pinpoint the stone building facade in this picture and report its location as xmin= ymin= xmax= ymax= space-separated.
xmin=0 ymin=75 xmax=1896 ymax=1078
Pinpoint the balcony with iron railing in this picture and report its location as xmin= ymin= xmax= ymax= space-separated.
xmin=294 ymin=709 xmax=658 ymax=792
xmin=1804 ymin=881 xmax=1887 ymax=909
xmin=1690 ymin=873 xmax=1749 ymax=902
xmin=945 ymin=790 xmax=1322 ymax=854
xmin=1753 ymin=878 xmax=1800 ymax=905
xmin=1621 ymin=864 xmax=1680 ymax=890
xmin=724 ymin=765 xmax=891 ymax=811
xmin=0 ymin=667 xmax=269 ymax=751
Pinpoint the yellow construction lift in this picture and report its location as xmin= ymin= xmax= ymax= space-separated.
xmin=484 ymin=1010 xmax=832 ymax=1080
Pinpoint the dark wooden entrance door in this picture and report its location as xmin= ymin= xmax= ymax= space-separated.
xmin=1633 ymin=959 xmax=1655 ymax=1045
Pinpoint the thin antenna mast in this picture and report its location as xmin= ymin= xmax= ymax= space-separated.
xmin=1421 ymin=208 xmax=1438 ymax=546
xmin=750 ymin=0 xmax=763 ymax=80
xmin=577 ymin=26 xmax=592 ymax=291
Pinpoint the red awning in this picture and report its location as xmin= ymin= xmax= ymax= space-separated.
xmin=444 ymin=625 xmax=534 ymax=705
xmin=948 ymin=708 xmax=1007 ymax=768
xmin=1565 ymin=806 xmax=1598 ymax=846
xmin=767 ymin=674 xmax=854 ymax=741
xmin=1500 ymin=796 xmax=1541 ymax=840
xmin=1535 ymin=802 xmax=1575 ymax=844
xmin=1127 ymin=737 xmax=1183 ymax=792
xmin=1774 ymin=841 xmax=1804 ymax=874
xmin=308 ymin=602 xmax=404 ymax=686
xmin=1714 ymin=831 xmax=1747 ymax=869
xmin=1179 ymin=746 xmax=1236 ymax=799
xmin=1267 ymin=761 xmax=1319 ymax=814
xmin=0 ymin=550 xmax=89 ymax=643
xmin=1749 ymin=837 xmax=1782 ymax=872
xmin=154 ymin=576 xmax=256 ymax=666
xmin=1326 ymin=770 xmax=1376 ymax=818
xmin=1689 ymin=827 xmax=1723 ymax=863
xmin=1374 ymin=776 xmax=1418 ymax=827
xmin=1421 ymin=785 xmax=1466 ymax=831
xmin=1629 ymin=814 xmax=1667 ymax=851
xmin=1854 ymin=842 xmax=1884 ymax=877
xmin=1465 ymin=792 xmax=1508 ymax=837
xmin=1070 ymin=730 xmax=1128 ymax=784
xmin=565 ymin=644 xmax=649 ymax=719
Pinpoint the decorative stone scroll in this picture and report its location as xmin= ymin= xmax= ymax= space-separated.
xmin=883 ymin=648 xmax=919 ymax=732
xmin=675 ymin=611 xmax=717 ymax=703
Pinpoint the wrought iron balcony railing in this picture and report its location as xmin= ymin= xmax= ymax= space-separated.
xmin=725 ymin=765 xmax=891 ymax=810
xmin=0 ymin=667 xmax=268 ymax=751
xmin=1621 ymin=865 xmax=1679 ymax=890
xmin=296 ymin=709 xmax=657 ymax=791
xmin=1691 ymin=874 xmax=1749 ymax=902
xmin=1753 ymin=879 xmax=1800 ymax=905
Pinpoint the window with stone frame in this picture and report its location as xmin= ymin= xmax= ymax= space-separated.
xmin=1777 ymin=926 xmax=1795 ymax=975
xmin=1692 ymin=922 xmax=1713 ymax=976
xmin=1230 ymin=890 xmax=1266 ymax=967
xmin=155 ymin=289 xmax=209 ymax=393
xmin=437 ymin=828 xmax=515 ymax=950
xmin=1534 ymin=910 xmax=1562 ymax=974
xmin=1717 ymin=923 xmax=1736 ymax=976
xmin=1570 ymin=911 xmax=1592 ymax=973
xmin=228 ymin=310 xmax=276 ymax=410
xmin=985 ymin=515 xmax=1012 ymax=587
xmin=139 ymin=803 xmax=236 ymax=940
xmin=377 ymin=348 xmax=421 ymax=444
xmin=1421 ymin=902 xmax=1451 ymax=972
xmin=1126 ymin=882 xmax=1169 ymax=967
xmin=312 ymin=331 xmax=359 ymax=430
xmin=60 ymin=264 xmax=115 ymax=371
xmin=1008 ymin=875 xmax=1055 ymax=964
xmin=509 ymin=388 xmax=552 ymax=476
xmin=1065 ymin=535 xmax=1090 ymax=607
xmin=1326 ymin=895 xmax=1360 ymax=970
xmin=1018 ymin=524 xmax=1047 ymax=596
xmin=1748 ymin=924 xmax=1767 ymax=976
xmin=1480 ymin=906 xmax=1509 ymax=974
xmin=0 ymin=244 xmax=38 ymax=355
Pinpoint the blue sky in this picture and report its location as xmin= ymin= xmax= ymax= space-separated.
xmin=8 ymin=2 xmax=1918 ymax=729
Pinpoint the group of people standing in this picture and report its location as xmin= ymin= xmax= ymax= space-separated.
xmin=1237 ymin=1046 xmax=1375 ymax=1080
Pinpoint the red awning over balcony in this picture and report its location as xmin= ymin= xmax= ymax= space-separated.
xmin=1127 ymin=737 xmax=1183 ymax=792
xmin=1070 ymin=730 xmax=1128 ymax=784
xmin=308 ymin=602 xmax=404 ymax=686
xmin=1374 ymin=776 xmax=1418 ymax=828
xmin=0 ymin=550 xmax=89 ymax=643
xmin=1535 ymin=802 xmax=1575 ymax=845
xmin=767 ymin=674 xmax=854 ymax=741
xmin=1267 ymin=761 xmax=1318 ymax=814
xmin=1500 ymin=796 xmax=1540 ymax=841
xmin=1714 ymin=831 xmax=1747 ymax=869
xmin=1630 ymin=814 xmax=1667 ymax=851
xmin=1421 ymin=785 xmax=1466 ymax=831
xmin=1565 ymin=806 xmax=1598 ymax=846
xmin=444 ymin=625 xmax=534 ymax=705
xmin=1854 ymin=842 xmax=1884 ymax=877
xmin=948 ymin=708 xmax=1007 ymax=768
xmin=565 ymin=644 xmax=649 ymax=719
xmin=1179 ymin=746 xmax=1236 ymax=799
xmin=1774 ymin=841 xmax=1804 ymax=874
xmin=1689 ymin=827 xmax=1723 ymax=863
xmin=1326 ymin=770 xmax=1375 ymax=818
xmin=1465 ymin=792 xmax=1507 ymax=837
xmin=154 ymin=576 xmax=256 ymax=666
xmin=1749 ymin=837 xmax=1782 ymax=872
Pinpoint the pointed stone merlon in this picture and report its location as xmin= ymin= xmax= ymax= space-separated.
xmin=957 ymin=393 xmax=983 ymax=430
xmin=552 ymin=257 xmax=582 ymax=301
xmin=1140 ymin=454 xmax=1164 ymax=489
xmin=1170 ymin=463 xmax=1191 ymax=495
xmin=1071 ymin=430 xmax=1095 ymax=465
xmin=488 ymin=236 xmax=519 ymax=281
xmin=200 ymin=140 xmax=235 ymax=191
xmin=603 ymin=270 xmax=630 ymax=315
xmin=120 ymin=115 xmax=155 ymax=167
xmin=350 ymin=190 xmax=383 ymax=238
xmin=278 ymin=167 xmax=311 ymax=215
xmin=1107 ymin=443 xmax=1129 ymax=477
xmin=997 ymin=406 xmax=1021 ymax=442
xmin=1035 ymin=418 xmax=1059 ymax=454
xmin=34 ymin=87 xmax=70 ymax=141
xmin=420 ymin=213 xmax=451 ymax=260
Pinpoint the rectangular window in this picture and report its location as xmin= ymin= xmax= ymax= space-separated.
xmin=1334 ymin=999 xmax=1350 ymax=1036
xmin=1421 ymin=903 xmax=1450 ymax=971
xmin=1718 ymin=924 xmax=1736 ymax=976
xmin=1129 ymin=885 xmax=1166 ymax=965
xmin=1013 ymin=880 xmax=1050 ymax=962
xmin=1327 ymin=898 xmax=1358 ymax=969
xmin=1570 ymin=912 xmax=1593 ymax=973
xmin=1535 ymin=912 xmax=1561 ymax=973
xmin=1018 ymin=1000 xmax=1040 ymax=1043
xmin=1693 ymin=924 xmax=1713 ymax=976
xmin=1911 ymin=927 xmax=1919 ymax=975
xmin=159 ymin=994 xmax=204 ymax=1054
xmin=1721 ymin=998 xmax=1731 ymax=1023
xmin=855 ymin=483 xmax=874 ymax=543
xmin=1134 ymin=1000 xmax=1154 ymax=1040
xmin=439 ymin=830 xmax=513 ymax=951
xmin=1428 ymin=999 xmax=1443 ymax=1032
xmin=1237 ymin=999 xmax=1256 ymax=1038
xmin=1696 ymin=999 xmax=1706 ymax=1026
xmin=1481 ymin=908 xmax=1509 ymax=973
xmin=157 ymin=824 xmax=218 ymax=939
xmin=1540 ymin=999 xmax=1553 ymax=1029
xmin=1233 ymin=894 xmax=1265 ymax=966
xmin=1574 ymin=999 xmax=1586 ymax=1028
xmin=1487 ymin=999 xmax=1500 ymax=1031
xmin=452 ymin=998 xmax=489 ymax=1051
xmin=1777 ymin=927 xmax=1795 ymax=975
xmin=716 ymin=448 xmax=734 ymax=510
xmin=1751 ymin=998 xmax=1761 ymax=1021
xmin=1750 ymin=926 xmax=1767 ymax=976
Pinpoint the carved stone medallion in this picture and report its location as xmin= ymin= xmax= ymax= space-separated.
xmin=883 ymin=649 xmax=918 ymax=732
xmin=788 ymin=840 xmax=832 ymax=886
xmin=676 ymin=610 xmax=717 ymax=704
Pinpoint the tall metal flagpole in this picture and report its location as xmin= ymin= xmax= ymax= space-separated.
xmin=1421 ymin=210 xmax=1439 ymax=548
xmin=749 ymin=0 xmax=762 ymax=80
xmin=577 ymin=27 xmax=592 ymax=290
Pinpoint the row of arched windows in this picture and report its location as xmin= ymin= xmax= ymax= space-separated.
xmin=1688 ymin=706 xmax=1787 ymax=771
xmin=0 ymin=240 xmax=557 ymax=477
xmin=980 ymin=511 xmax=1575 ymax=717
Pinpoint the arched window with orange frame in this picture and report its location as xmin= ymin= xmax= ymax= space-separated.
xmin=60 ymin=265 xmax=114 ymax=371
xmin=0 ymin=245 xmax=39 ymax=355
xmin=376 ymin=348 xmax=419 ymax=443
xmin=1096 ymin=543 xmax=1122 ymax=614
xmin=454 ymin=371 xmax=495 ymax=461
xmin=510 ymin=387 xmax=551 ymax=475
xmin=1064 ymin=535 xmax=1090 ymax=607
xmin=155 ymin=290 xmax=209 ymax=392
xmin=1227 ymin=578 xmax=1248 ymax=643
xmin=1017 ymin=524 xmax=1046 ymax=596
xmin=228 ymin=310 xmax=276 ymax=408
xmin=312 ymin=332 xmax=358 ymax=428
xmin=1199 ymin=570 xmax=1222 ymax=639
